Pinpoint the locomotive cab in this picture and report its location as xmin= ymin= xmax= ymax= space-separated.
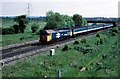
xmin=40 ymin=30 xmax=53 ymax=43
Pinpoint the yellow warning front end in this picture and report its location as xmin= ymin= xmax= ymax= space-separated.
xmin=47 ymin=33 xmax=52 ymax=42
xmin=40 ymin=30 xmax=54 ymax=43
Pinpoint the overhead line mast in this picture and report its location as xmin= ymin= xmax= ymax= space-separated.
xmin=27 ymin=3 xmax=32 ymax=17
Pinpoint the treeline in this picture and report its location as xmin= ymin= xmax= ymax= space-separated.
xmin=2 ymin=11 xmax=88 ymax=35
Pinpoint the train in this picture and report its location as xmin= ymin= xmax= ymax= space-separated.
xmin=39 ymin=24 xmax=113 ymax=44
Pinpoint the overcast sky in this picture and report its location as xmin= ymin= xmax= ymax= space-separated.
xmin=0 ymin=0 xmax=119 ymax=17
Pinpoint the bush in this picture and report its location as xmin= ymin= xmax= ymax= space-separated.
xmin=95 ymin=34 xmax=108 ymax=45
xmin=74 ymin=46 xmax=94 ymax=54
xmin=81 ymin=38 xmax=87 ymax=44
xmin=111 ymin=27 xmax=119 ymax=33
xmin=111 ymin=32 xmax=117 ymax=36
xmin=85 ymin=44 xmax=91 ymax=47
xmin=96 ymin=33 xmax=100 ymax=37
xmin=62 ymin=44 xmax=69 ymax=51
xmin=96 ymin=38 xmax=103 ymax=45
xmin=2 ymin=26 xmax=15 ymax=35
xmin=108 ymin=27 xmax=119 ymax=36
xmin=31 ymin=23 xmax=39 ymax=33
xmin=74 ymin=40 xmax=79 ymax=44
xmin=20 ymin=37 xmax=25 ymax=40
xmin=82 ymin=47 xmax=93 ymax=54
xmin=74 ymin=46 xmax=81 ymax=51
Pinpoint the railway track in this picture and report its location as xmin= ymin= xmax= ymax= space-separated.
xmin=1 ymin=26 xmax=114 ymax=66
xmin=2 ymin=40 xmax=39 ymax=54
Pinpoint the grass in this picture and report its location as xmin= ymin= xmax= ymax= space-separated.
xmin=1 ymin=19 xmax=14 ymax=28
xmin=2 ymin=28 xmax=119 ymax=77
xmin=2 ymin=33 xmax=39 ymax=47
xmin=1 ymin=18 xmax=46 ymax=46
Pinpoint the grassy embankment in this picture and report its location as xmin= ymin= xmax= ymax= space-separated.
xmin=2 ymin=27 xmax=119 ymax=77
xmin=1 ymin=18 xmax=46 ymax=46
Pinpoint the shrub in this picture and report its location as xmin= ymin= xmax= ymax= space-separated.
xmin=2 ymin=26 xmax=15 ymax=35
xmin=108 ymin=27 xmax=119 ymax=36
xmin=111 ymin=32 xmax=117 ymax=36
xmin=81 ymin=38 xmax=87 ymax=44
xmin=74 ymin=46 xmax=95 ymax=54
xmin=82 ymin=47 xmax=93 ymax=54
xmin=74 ymin=40 xmax=79 ymax=44
xmin=96 ymin=33 xmax=100 ymax=37
xmin=95 ymin=34 xmax=108 ymax=45
xmin=74 ymin=46 xmax=81 ymax=51
xmin=99 ymin=38 xmax=103 ymax=44
xmin=31 ymin=22 xmax=39 ymax=33
xmin=111 ymin=27 xmax=119 ymax=33
xmin=20 ymin=37 xmax=25 ymax=40
xmin=62 ymin=44 xmax=69 ymax=51
xmin=96 ymin=38 xmax=103 ymax=45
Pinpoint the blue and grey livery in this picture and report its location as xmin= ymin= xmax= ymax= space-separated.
xmin=40 ymin=24 xmax=113 ymax=43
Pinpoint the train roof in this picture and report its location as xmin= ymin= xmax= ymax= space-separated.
xmin=41 ymin=29 xmax=71 ymax=35
xmin=45 ymin=30 xmax=56 ymax=34
xmin=58 ymin=29 xmax=70 ymax=32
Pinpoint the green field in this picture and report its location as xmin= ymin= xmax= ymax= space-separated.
xmin=2 ymin=28 xmax=119 ymax=77
xmin=1 ymin=18 xmax=46 ymax=46
xmin=1 ymin=19 xmax=14 ymax=28
xmin=1 ymin=33 xmax=39 ymax=46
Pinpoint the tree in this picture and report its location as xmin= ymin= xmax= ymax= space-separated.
xmin=13 ymin=24 xmax=19 ymax=34
xmin=44 ymin=11 xmax=75 ymax=29
xmin=72 ymin=14 xmax=87 ymax=27
xmin=14 ymin=15 xmax=28 ymax=33
xmin=45 ymin=11 xmax=65 ymax=29
xmin=82 ymin=18 xmax=88 ymax=26
xmin=62 ymin=15 xmax=75 ymax=28
xmin=72 ymin=14 xmax=82 ymax=26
